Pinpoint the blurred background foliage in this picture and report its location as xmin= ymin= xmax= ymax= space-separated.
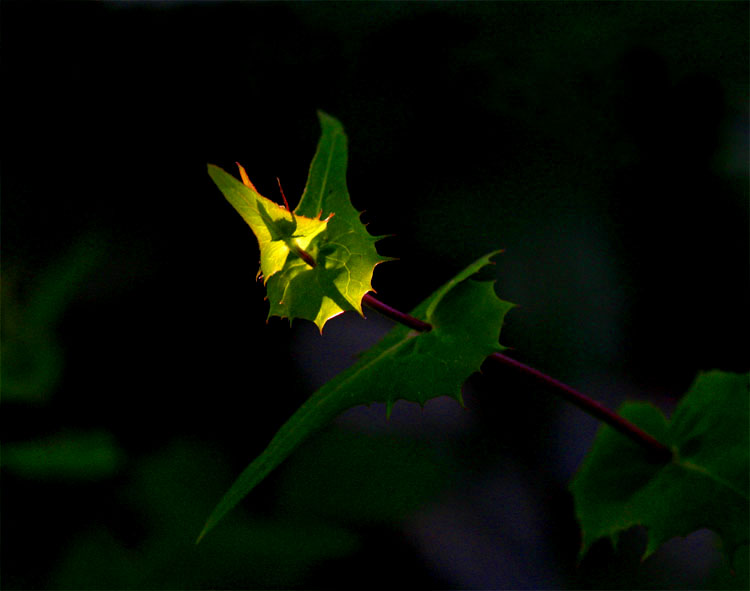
xmin=1 ymin=1 xmax=747 ymax=589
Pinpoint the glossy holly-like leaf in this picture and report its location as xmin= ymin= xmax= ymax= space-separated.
xmin=352 ymin=250 xmax=514 ymax=415
xmin=570 ymin=370 xmax=749 ymax=563
xmin=208 ymin=112 xmax=390 ymax=331
xmin=197 ymin=251 xmax=515 ymax=541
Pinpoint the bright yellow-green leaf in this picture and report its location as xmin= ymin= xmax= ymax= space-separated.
xmin=207 ymin=163 xmax=329 ymax=283
xmin=208 ymin=112 xmax=390 ymax=331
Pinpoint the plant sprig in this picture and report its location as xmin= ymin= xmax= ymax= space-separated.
xmin=203 ymin=112 xmax=748 ymax=569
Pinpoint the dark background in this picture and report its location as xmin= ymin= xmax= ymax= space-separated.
xmin=2 ymin=1 xmax=748 ymax=589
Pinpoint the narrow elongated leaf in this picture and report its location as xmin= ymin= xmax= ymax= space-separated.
xmin=570 ymin=370 xmax=749 ymax=563
xmin=197 ymin=252 xmax=514 ymax=541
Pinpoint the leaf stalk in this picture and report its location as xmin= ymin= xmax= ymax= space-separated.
xmin=361 ymin=293 xmax=673 ymax=464
xmin=485 ymin=352 xmax=673 ymax=463
xmin=290 ymin=241 xmax=670 ymax=463
xmin=362 ymin=293 xmax=431 ymax=332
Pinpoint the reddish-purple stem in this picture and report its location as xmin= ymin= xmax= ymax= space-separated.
xmin=293 ymin=242 xmax=671 ymax=463
xmin=362 ymin=293 xmax=432 ymax=332
xmin=361 ymin=292 xmax=673 ymax=463
xmin=485 ymin=352 xmax=673 ymax=462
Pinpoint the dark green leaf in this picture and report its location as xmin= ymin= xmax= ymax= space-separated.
xmin=198 ymin=252 xmax=514 ymax=541
xmin=570 ymin=370 xmax=749 ymax=563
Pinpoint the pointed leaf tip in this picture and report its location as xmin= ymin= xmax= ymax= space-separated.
xmin=199 ymin=251 xmax=514 ymax=537
xmin=235 ymin=162 xmax=258 ymax=192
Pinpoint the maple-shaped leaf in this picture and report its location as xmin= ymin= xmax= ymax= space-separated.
xmin=570 ymin=370 xmax=749 ymax=564
xmin=209 ymin=111 xmax=390 ymax=331
xmin=197 ymin=251 xmax=515 ymax=541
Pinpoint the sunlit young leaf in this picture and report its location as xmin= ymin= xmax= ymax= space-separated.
xmin=208 ymin=112 xmax=390 ymax=331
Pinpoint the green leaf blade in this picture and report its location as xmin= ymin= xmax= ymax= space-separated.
xmin=198 ymin=252 xmax=514 ymax=540
xmin=297 ymin=111 xmax=391 ymax=322
xmin=196 ymin=391 xmax=347 ymax=544
xmin=207 ymin=163 xmax=328 ymax=283
xmin=570 ymin=370 xmax=749 ymax=563
xmin=296 ymin=111 xmax=350 ymax=220
xmin=669 ymin=370 xmax=749 ymax=498
xmin=209 ymin=113 xmax=390 ymax=331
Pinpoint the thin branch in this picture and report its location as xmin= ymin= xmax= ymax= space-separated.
xmin=290 ymin=239 xmax=672 ymax=463
xmin=485 ymin=352 xmax=673 ymax=463
xmin=362 ymin=293 xmax=431 ymax=332
xmin=362 ymin=292 xmax=673 ymax=464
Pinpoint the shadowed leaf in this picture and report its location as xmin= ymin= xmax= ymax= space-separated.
xmin=571 ymin=370 xmax=749 ymax=564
